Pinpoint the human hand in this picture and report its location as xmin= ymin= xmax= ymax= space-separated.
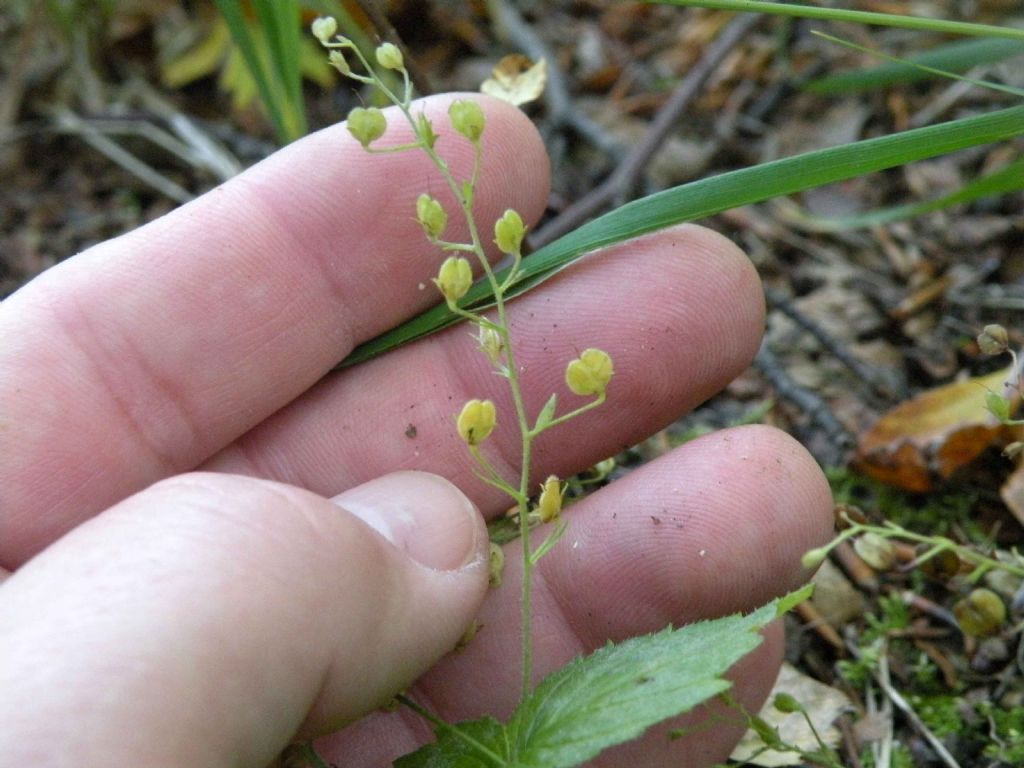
xmin=0 ymin=95 xmax=832 ymax=767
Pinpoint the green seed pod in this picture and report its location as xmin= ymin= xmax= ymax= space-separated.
xmin=456 ymin=398 xmax=496 ymax=446
xmin=977 ymin=324 xmax=1009 ymax=356
xmin=773 ymin=693 xmax=803 ymax=714
xmin=416 ymin=193 xmax=447 ymax=239
xmin=311 ymin=16 xmax=338 ymax=44
xmin=954 ymin=588 xmax=1006 ymax=637
xmin=494 ymin=209 xmax=525 ymax=254
xmin=565 ymin=348 xmax=614 ymax=397
xmin=449 ymin=99 xmax=485 ymax=142
xmin=854 ymin=532 xmax=897 ymax=571
xmin=537 ymin=475 xmax=562 ymax=523
xmin=375 ymin=42 xmax=404 ymax=70
xmin=434 ymin=256 xmax=473 ymax=304
xmin=346 ymin=107 xmax=387 ymax=148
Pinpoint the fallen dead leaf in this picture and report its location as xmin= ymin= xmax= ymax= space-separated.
xmin=480 ymin=54 xmax=547 ymax=106
xmin=854 ymin=366 xmax=1017 ymax=493
xmin=730 ymin=662 xmax=850 ymax=766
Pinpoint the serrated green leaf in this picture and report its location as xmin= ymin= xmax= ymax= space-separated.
xmin=395 ymin=716 xmax=509 ymax=768
xmin=504 ymin=602 xmax=777 ymax=767
xmin=775 ymin=583 xmax=814 ymax=616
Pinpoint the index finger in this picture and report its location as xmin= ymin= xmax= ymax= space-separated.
xmin=0 ymin=95 xmax=549 ymax=567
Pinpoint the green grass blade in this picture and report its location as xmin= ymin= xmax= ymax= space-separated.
xmin=253 ymin=0 xmax=306 ymax=139
xmin=339 ymin=104 xmax=1024 ymax=368
xmin=810 ymin=31 xmax=1024 ymax=98
xmin=212 ymin=0 xmax=287 ymax=141
xmin=780 ymin=155 xmax=1024 ymax=231
xmin=806 ymin=38 xmax=1024 ymax=94
xmin=649 ymin=0 xmax=1024 ymax=42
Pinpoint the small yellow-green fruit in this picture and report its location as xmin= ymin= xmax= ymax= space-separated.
xmin=494 ymin=209 xmax=525 ymax=254
xmin=537 ymin=475 xmax=562 ymax=523
xmin=434 ymin=256 xmax=473 ymax=303
xmin=375 ymin=42 xmax=404 ymax=70
xmin=853 ymin=532 xmax=897 ymax=571
xmin=346 ymin=107 xmax=387 ymax=148
xmin=449 ymin=99 xmax=485 ymax=142
xmin=977 ymin=324 xmax=1009 ymax=355
xmin=954 ymin=588 xmax=1006 ymax=637
xmin=565 ymin=348 xmax=614 ymax=397
xmin=457 ymin=398 xmax=496 ymax=446
xmin=311 ymin=16 xmax=338 ymax=44
xmin=416 ymin=194 xmax=447 ymax=239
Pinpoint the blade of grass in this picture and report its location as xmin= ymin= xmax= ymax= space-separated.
xmin=253 ymin=0 xmax=306 ymax=139
xmin=339 ymin=104 xmax=1024 ymax=367
xmin=806 ymin=38 xmax=1024 ymax=94
xmin=649 ymin=0 xmax=1024 ymax=42
xmin=810 ymin=31 xmax=1024 ymax=99
xmin=212 ymin=0 xmax=288 ymax=141
xmin=778 ymin=155 xmax=1024 ymax=232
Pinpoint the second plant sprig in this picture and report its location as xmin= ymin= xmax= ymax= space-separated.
xmin=313 ymin=18 xmax=614 ymax=703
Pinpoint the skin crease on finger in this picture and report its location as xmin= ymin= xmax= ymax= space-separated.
xmin=311 ymin=425 xmax=834 ymax=767
xmin=0 ymin=94 xmax=549 ymax=568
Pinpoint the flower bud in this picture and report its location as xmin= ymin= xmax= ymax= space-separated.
xmin=346 ymin=107 xmax=387 ymax=148
xmin=375 ymin=42 xmax=404 ymax=70
xmin=416 ymin=193 xmax=447 ymax=239
xmin=977 ymin=324 xmax=1009 ymax=355
xmin=311 ymin=16 xmax=338 ymax=44
xmin=328 ymin=50 xmax=351 ymax=76
xmin=434 ymin=256 xmax=473 ymax=304
xmin=565 ymin=348 xmax=614 ymax=397
xmin=478 ymin=326 xmax=504 ymax=364
xmin=456 ymin=398 xmax=496 ymax=445
xmin=537 ymin=475 xmax=562 ymax=523
xmin=800 ymin=546 xmax=829 ymax=570
xmin=986 ymin=390 xmax=1011 ymax=423
xmin=954 ymin=588 xmax=1006 ymax=637
xmin=494 ymin=209 xmax=525 ymax=254
xmin=449 ymin=99 xmax=485 ymax=142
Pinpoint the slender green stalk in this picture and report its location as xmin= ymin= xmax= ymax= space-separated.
xmin=651 ymin=0 xmax=1024 ymax=41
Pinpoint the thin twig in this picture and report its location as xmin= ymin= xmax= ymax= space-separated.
xmin=765 ymin=285 xmax=902 ymax=402
xmin=530 ymin=12 xmax=762 ymax=248
xmin=48 ymin=106 xmax=194 ymax=204
xmin=485 ymin=0 xmax=624 ymax=160
xmin=755 ymin=340 xmax=853 ymax=466
xmin=353 ymin=0 xmax=433 ymax=96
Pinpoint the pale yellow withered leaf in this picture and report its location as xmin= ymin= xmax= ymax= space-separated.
xmin=480 ymin=54 xmax=547 ymax=106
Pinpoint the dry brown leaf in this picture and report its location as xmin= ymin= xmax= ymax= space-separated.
xmin=999 ymin=461 xmax=1024 ymax=528
xmin=854 ymin=366 xmax=1016 ymax=492
xmin=480 ymin=54 xmax=547 ymax=106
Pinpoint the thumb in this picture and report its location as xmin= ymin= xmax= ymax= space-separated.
xmin=0 ymin=471 xmax=488 ymax=766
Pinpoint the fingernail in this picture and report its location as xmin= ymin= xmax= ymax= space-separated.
xmin=335 ymin=471 xmax=482 ymax=571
